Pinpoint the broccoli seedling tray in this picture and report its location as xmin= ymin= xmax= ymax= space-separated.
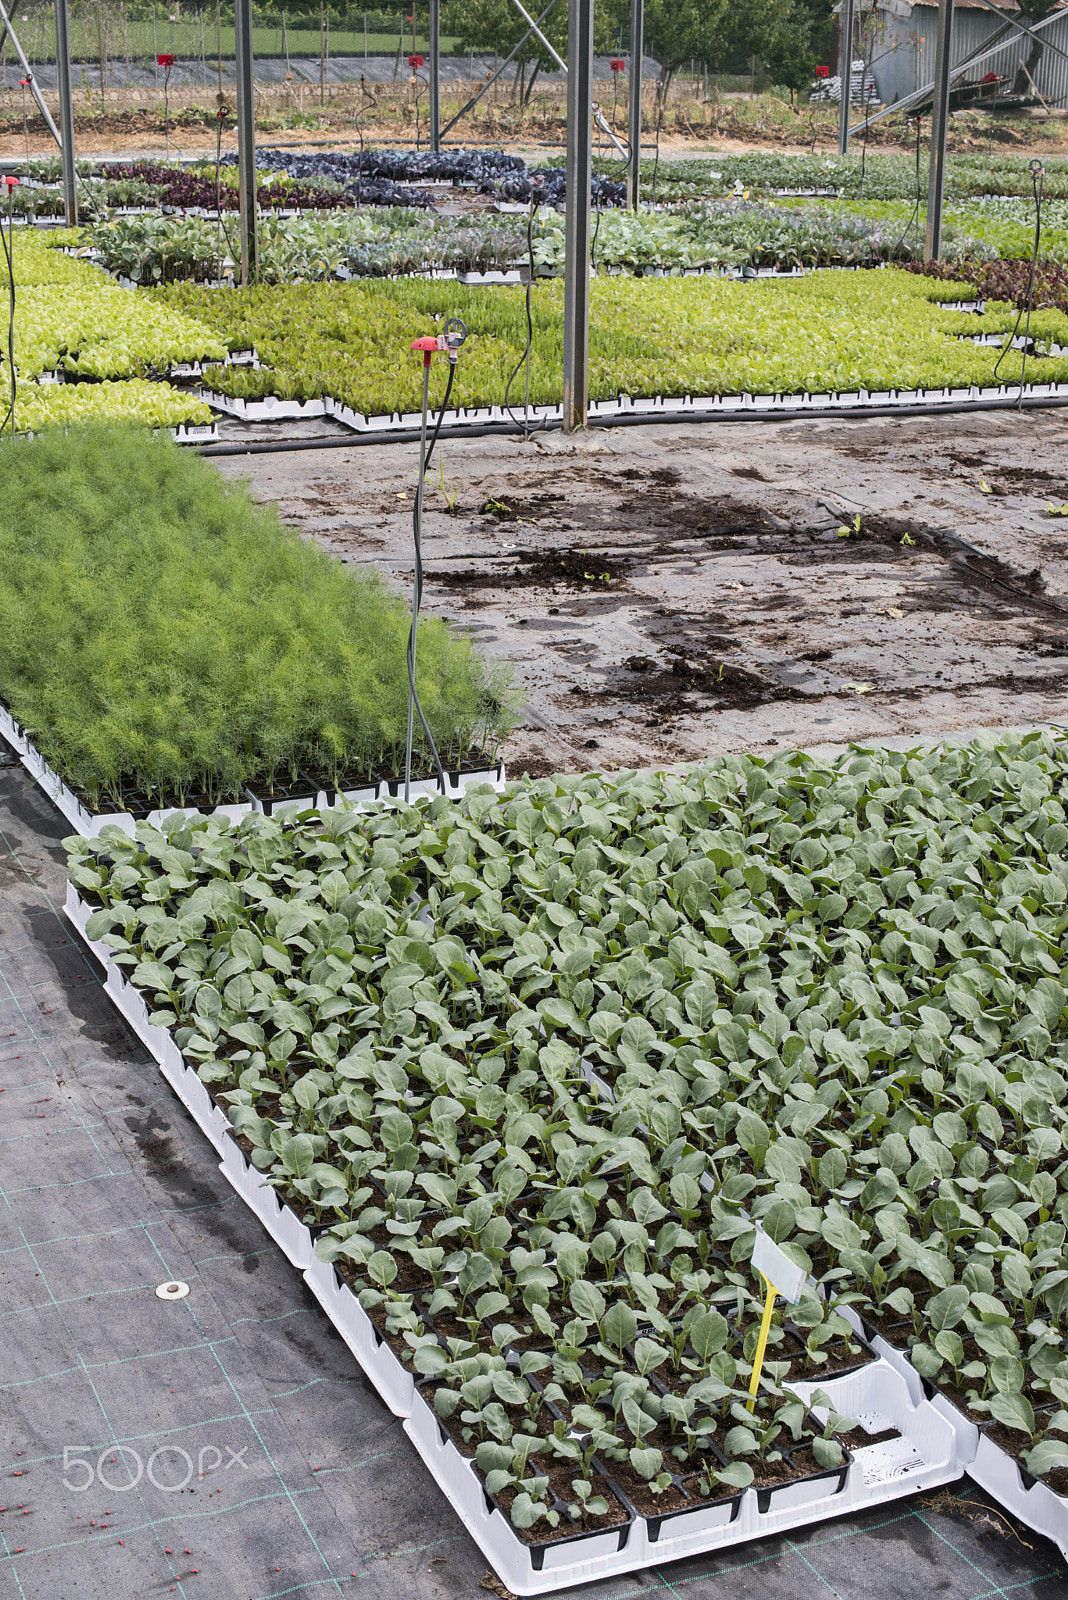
xmin=841 ymin=1307 xmax=1068 ymax=1563
xmin=0 ymin=700 xmax=503 ymax=840
xmin=62 ymin=869 xmax=968 ymax=1594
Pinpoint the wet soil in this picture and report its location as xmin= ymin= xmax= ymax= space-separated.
xmin=216 ymin=406 xmax=1068 ymax=776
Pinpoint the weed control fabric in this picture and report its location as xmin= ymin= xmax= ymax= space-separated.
xmin=66 ymin=732 xmax=1068 ymax=1580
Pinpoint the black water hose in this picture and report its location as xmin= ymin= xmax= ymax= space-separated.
xmin=994 ymin=160 xmax=1044 ymax=402
xmin=405 ymin=357 xmax=456 ymax=793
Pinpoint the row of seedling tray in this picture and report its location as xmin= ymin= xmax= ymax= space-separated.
xmin=51 ymin=825 xmax=1068 ymax=1589
xmin=63 ymin=876 xmax=968 ymax=1593
xmin=23 ymin=685 xmax=1064 ymax=1588
xmin=0 ymin=701 xmax=503 ymax=840
xmin=196 ymin=377 xmax=1068 ymax=436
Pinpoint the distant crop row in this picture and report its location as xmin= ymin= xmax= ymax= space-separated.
xmin=85 ymin=200 xmax=969 ymax=287
xmin=12 ymin=231 xmax=215 ymax=431
xmin=161 ymin=270 xmax=1068 ymax=419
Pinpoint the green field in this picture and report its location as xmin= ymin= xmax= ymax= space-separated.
xmin=24 ymin=19 xmax=460 ymax=65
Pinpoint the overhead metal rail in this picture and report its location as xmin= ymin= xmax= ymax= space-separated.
xmin=851 ymin=5 xmax=1068 ymax=135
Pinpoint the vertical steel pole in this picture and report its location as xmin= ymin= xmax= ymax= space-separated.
xmin=234 ymin=0 xmax=257 ymax=283
xmin=429 ymin=0 xmax=439 ymax=149
xmin=627 ymin=0 xmax=642 ymax=209
xmin=926 ymin=0 xmax=955 ymax=261
xmin=837 ymin=0 xmax=855 ymax=153
xmin=55 ymin=0 xmax=78 ymax=225
xmin=562 ymin=0 xmax=592 ymax=432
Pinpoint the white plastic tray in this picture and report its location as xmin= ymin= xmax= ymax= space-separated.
xmin=968 ymin=1431 xmax=1068 ymax=1562
xmin=59 ymin=880 xmax=975 ymax=1593
xmin=401 ymin=1356 xmax=959 ymax=1594
xmin=199 ymin=380 xmax=1068 ymax=439
xmin=0 ymin=705 xmax=503 ymax=839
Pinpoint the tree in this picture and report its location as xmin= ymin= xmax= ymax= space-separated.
xmin=761 ymin=0 xmax=817 ymax=96
xmin=1010 ymin=1 xmax=1061 ymax=98
xmin=442 ymin=0 xmax=613 ymax=103
xmin=602 ymin=0 xmax=818 ymax=97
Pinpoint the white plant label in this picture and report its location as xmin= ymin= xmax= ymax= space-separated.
xmin=752 ymin=1228 xmax=806 ymax=1305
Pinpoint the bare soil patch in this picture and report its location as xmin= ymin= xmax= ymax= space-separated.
xmin=215 ymin=406 xmax=1068 ymax=777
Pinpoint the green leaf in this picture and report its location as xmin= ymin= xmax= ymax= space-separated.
xmin=570 ymin=1280 xmax=606 ymax=1323
xmin=601 ymin=1301 xmax=638 ymax=1351
xmin=811 ymin=1436 xmax=843 ymax=1470
xmin=280 ymin=1133 xmax=314 ymax=1178
xmin=989 ymin=1391 xmax=1035 ymax=1436
xmin=629 ymin=1446 xmax=664 ymax=1481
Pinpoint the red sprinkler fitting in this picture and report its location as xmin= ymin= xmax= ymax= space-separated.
xmin=4 ymin=178 xmax=19 ymax=189
xmin=411 ymin=335 xmax=440 ymax=369
xmin=410 ymin=317 xmax=467 ymax=368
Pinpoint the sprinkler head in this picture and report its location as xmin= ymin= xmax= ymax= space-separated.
xmin=3 ymin=178 xmax=19 ymax=190
xmin=411 ymin=318 xmax=467 ymax=367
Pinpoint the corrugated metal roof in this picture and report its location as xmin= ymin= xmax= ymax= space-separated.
xmin=894 ymin=0 xmax=1020 ymax=11
xmin=870 ymin=0 xmax=1068 ymax=107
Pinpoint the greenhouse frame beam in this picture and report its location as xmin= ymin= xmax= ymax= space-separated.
xmin=429 ymin=0 xmax=440 ymax=150
xmin=838 ymin=0 xmax=856 ymax=152
xmin=507 ymin=0 xmax=628 ymax=156
xmin=968 ymin=0 xmax=1068 ymax=73
xmin=926 ymin=0 xmax=956 ymax=260
xmin=0 ymin=1 xmax=63 ymax=149
xmin=850 ymin=6 xmax=1068 ymax=135
xmin=234 ymin=0 xmax=258 ymax=283
xmin=54 ymin=0 xmax=77 ymax=224
xmin=439 ymin=0 xmax=562 ymax=139
xmin=563 ymin=0 xmax=593 ymax=432
xmin=627 ymin=0 xmax=643 ymax=208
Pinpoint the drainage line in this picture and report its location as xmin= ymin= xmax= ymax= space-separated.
xmin=198 ymin=391 xmax=1068 ymax=457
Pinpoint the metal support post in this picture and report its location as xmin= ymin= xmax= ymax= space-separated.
xmin=926 ymin=0 xmax=955 ymax=262
xmin=54 ymin=0 xmax=78 ymax=225
xmin=0 ymin=1 xmax=64 ymax=148
xmin=838 ymin=0 xmax=855 ymax=153
xmin=429 ymin=0 xmax=440 ymax=150
xmin=563 ymin=0 xmax=592 ymax=434
xmin=627 ymin=0 xmax=642 ymax=209
xmin=234 ymin=0 xmax=258 ymax=283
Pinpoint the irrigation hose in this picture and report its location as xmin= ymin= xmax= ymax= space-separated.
xmin=890 ymin=111 xmax=925 ymax=262
xmin=404 ymin=357 xmax=456 ymax=803
xmin=503 ymin=197 xmax=542 ymax=436
xmin=0 ymin=187 xmax=16 ymax=438
xmin=994 ymin=160 xmax=1044 ymax=402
